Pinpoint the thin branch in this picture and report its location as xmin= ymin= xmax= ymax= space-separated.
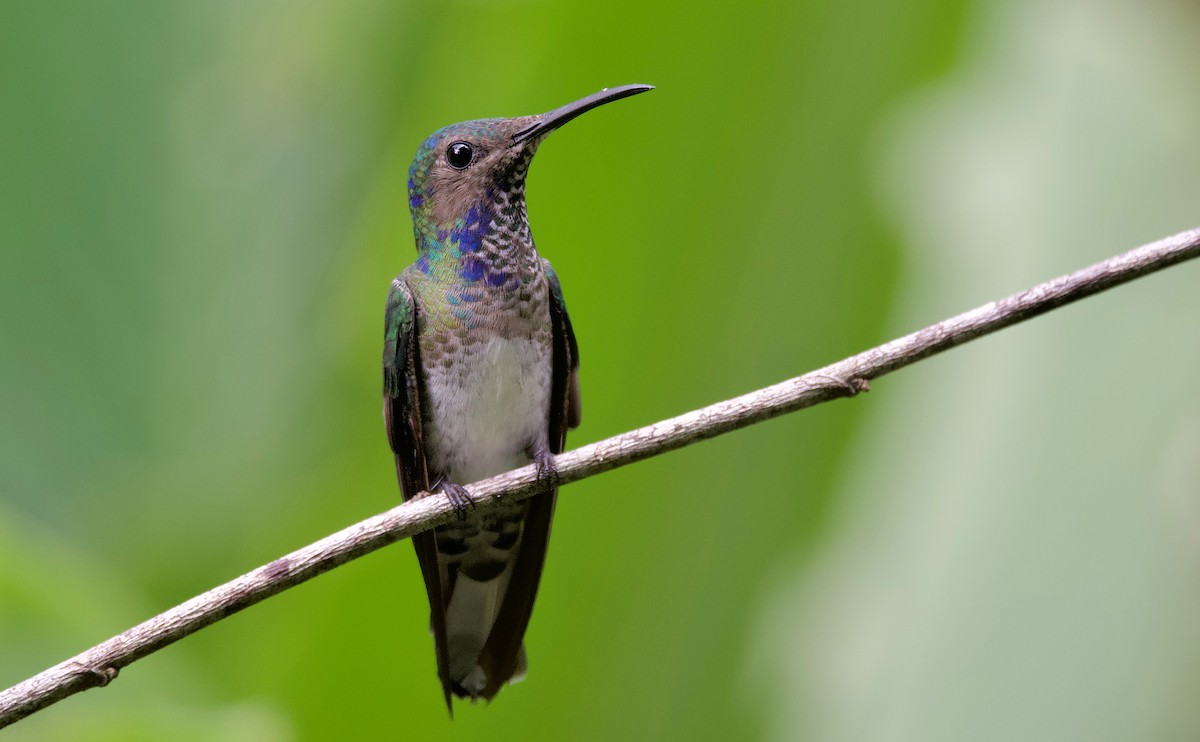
xmin=3 ymin=225 xmax=1199 ymax=728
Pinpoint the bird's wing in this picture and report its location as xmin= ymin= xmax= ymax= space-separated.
xmin=545 ymin=258 xmax=582 ymax=436
xmin=477 ymin=259 xmax=582 ymax=699
xmin=383 ymin=274 xmax=454 ymax=713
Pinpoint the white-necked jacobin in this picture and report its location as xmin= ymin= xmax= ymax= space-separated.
xmin=383 ymin=84 xmax=653 ymax=710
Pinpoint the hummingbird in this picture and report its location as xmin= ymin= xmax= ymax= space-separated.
xmin=383 ymin=84 xmax=653 ymax=710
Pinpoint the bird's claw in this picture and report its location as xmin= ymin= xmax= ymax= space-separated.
xmin=440 ymin=482 xmax=475 ymax=519
xmin=533 ymin=451 xmax=560 ymax=489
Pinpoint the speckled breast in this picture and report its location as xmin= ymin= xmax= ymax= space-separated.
xmin=411 ymin=257 xmax=554 ymax=487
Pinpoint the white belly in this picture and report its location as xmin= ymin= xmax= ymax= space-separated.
xmin=423 ymin=335 xmax=552 ymax=483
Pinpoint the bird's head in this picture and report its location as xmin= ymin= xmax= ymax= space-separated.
xmin=406 ymin=85 xmax=653 ymax=253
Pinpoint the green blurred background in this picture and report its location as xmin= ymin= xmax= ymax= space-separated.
xmin=3 ymin=0 xmax=1199 ymax=739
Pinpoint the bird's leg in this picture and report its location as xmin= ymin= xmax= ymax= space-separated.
xmin=429 ymin=474 xmax=475 ymax=519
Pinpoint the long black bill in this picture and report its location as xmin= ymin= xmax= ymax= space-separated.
xmin=512 ymin=84 xmax=654 ymax=143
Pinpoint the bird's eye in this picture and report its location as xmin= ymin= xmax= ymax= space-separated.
xmin=446 ymin=141 xmax=474 ymax=170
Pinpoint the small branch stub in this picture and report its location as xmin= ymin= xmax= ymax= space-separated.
xmin=84 ymin=666 xmax=118 ymax=687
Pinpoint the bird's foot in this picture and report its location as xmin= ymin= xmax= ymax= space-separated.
xmin=533 ymin=451 xmax=560 ymax=490
xmin=431 ymin=477 xmax=474 ymax=519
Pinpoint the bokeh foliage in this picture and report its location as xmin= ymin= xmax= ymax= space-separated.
xmin=2 ymin=0 xmax=1199 ymax=740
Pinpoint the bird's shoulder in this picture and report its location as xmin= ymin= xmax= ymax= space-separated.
xmin=385 ymin=273 xmax=418 ymax=336
xmin=540 ymin=258 xmax=567 ymax=305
